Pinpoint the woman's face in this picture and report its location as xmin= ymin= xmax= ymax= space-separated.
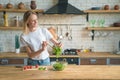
xmin=27 ymin=14 xmax=38 ymax=31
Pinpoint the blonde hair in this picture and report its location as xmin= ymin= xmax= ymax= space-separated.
xmin=23 ymin=10 xmax=37 ymax=34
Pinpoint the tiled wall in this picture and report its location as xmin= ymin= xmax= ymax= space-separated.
xmin=0 ymin=0 xmax=120 ymax=53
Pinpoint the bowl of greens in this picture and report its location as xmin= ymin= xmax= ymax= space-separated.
xmin=52 ymin=61 xmax=66 ymax=71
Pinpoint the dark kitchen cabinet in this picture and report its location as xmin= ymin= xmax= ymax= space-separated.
xmin=50 ymin=57 xmax=80 ymax=65
xmin=80 ymin=58 xmax=107 ymax=65
xmin=0 ymin=58 xmax=27 ymax=66
xmin=109 ymin=58 xmax=120 ymax=65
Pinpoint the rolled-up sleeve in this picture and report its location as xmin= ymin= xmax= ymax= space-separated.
xmin=43 ymin=28 xmax=53 ymax=41
xmin=20 ymin=34 xmax=28 ymax=47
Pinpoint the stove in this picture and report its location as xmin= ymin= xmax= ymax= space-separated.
xmin=63 ymin=49 xmax=78 ymax=55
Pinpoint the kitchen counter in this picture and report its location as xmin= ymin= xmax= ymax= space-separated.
xmin=0 ymin=52 xmax=120 ymax=58
xmin=0 ymin=65 xmax=120 ymax=80
xmin=78 ymin=52 xmax=120 ymax=58
xmin=0 ymin=52 xmax=79 ymax=58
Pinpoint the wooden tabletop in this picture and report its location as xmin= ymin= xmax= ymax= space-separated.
xmin=0 ymin=65 xmax=120 ymax=80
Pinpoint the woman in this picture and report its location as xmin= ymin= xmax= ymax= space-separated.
xmin=20 ymin=10 xmax=62 ymax=66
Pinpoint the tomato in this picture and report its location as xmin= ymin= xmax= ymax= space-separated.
xmin=23 ymin=66 xmax=27 ymax=70
xmin=27 ymin=66 xmax=30 ymax=69
xmin=29 ymin=66 xmax=32 ymax=69
xmin=35 ymin=65 xmax=39 ymax=68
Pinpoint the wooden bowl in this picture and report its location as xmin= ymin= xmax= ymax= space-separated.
xmin=6 ymin=3 xmax=13 ymax=9
xmin=113 ymin=22 xmax=120 ymax=27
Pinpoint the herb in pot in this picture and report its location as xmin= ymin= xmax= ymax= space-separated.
xmin=15 ymin=35 xmax=20 ymax=49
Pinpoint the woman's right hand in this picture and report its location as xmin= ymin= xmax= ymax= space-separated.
xmin=41 ymin=41 xmax=48 ymax=51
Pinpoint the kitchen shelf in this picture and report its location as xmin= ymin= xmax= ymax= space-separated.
xmin=0 ymin=9 xmax=44 ymax=30
xmin=86 ymin=27 xmax=120 ymax=31
xmin=0 ymin=27 xmax=23 ymax=30
xmin=84 ymin=10 xmax=120 ymax=13
xmin=0 ymin=9 xmax=44 ymax=13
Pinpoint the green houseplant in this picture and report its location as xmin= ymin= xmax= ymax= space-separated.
xmin=15 ymin=35 xmax=20 ymax=53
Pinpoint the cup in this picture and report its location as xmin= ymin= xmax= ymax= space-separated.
xmin=98 ymin=19 xmax=105 ymax=27
xmin=89 ymin=19 xmax=96 ymax=27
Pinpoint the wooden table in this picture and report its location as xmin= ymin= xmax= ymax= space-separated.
xmin=0 ymin=65 xmax=120 ymax=80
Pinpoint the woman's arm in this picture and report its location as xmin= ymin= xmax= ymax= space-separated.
xmin=50 ymin=38 xmax=62 ymax=47
xmin=25 ymin=41 xmax=47 ymax=58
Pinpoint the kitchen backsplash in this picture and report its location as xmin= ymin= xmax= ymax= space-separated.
xmin=0 ymin=0 xmax=120 ymax=53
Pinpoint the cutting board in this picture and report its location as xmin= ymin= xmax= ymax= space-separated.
xmin=22 ymin=65 xmax=47 ymax=71
xmin=48 ymin=27 xmax=58 ymax=40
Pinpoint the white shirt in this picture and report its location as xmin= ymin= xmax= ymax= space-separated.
xmin=20 ymin=27 xmax=53 ymax=60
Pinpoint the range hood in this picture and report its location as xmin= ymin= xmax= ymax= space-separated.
xmin=44 ymin=0 xmax=86 ymax=14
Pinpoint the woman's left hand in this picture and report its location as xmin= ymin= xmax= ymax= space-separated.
xmin=42 ymin=41 xmax=48 ymax=51
xmin=56 ymin=42 xmax=62 ymax=48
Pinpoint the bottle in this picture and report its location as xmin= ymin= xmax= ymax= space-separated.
xmin=3 ymin=11 xmax=8 ymax=27
xmin=14 ymin=16 xmax=19 ymax=27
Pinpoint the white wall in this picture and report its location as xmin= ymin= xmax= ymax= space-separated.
xmin=0 ymin=0 xmax=120 ymax=53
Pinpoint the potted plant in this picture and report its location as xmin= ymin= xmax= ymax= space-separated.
xmin=15 ymin=35 xmax=20 ymax=54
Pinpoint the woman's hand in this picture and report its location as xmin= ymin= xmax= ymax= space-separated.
xmin=56 ymin=42 xmax=62 ymax=48
xmin=41 ymin=41 xmax=48 ymax=51
xmin=50 ymin=38 xmax=63 ymax=48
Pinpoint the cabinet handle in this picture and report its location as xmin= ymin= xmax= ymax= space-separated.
xmin=71 ymin=59 xmax=74 ymax=62
xmin=90 ymin=59 xmax=96 ymax=64
xmin=63 ymin=58 xmax=67 ymax=62
xmin=1 ymin=59 xmax=8 ymax=65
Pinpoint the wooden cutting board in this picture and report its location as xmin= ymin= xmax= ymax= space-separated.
xmin=48 ymin=27 xmax=58 ymax=40
xmin=22 ymin=65 xmax=47 ymax=71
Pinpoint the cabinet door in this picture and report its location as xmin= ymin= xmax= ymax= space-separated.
xmin=0 ymin=58 xmax=26 ymax=66
xmin=80 ymin=58 xmax=106 ymax=65
xmin=110 ymin=58 xmax=120 ymax=65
